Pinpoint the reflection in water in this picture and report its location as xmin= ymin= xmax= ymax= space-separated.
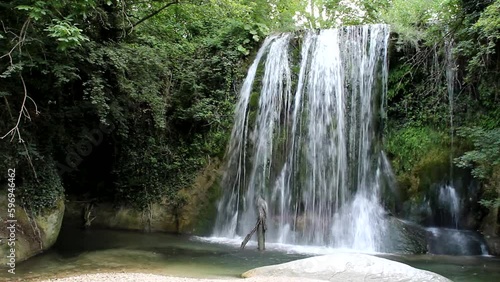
xmin=2 ymin=227 xmax=500 ymax=282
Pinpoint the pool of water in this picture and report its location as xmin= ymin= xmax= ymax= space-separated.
xmin=2 ymin=226 xmax=500 ymax=281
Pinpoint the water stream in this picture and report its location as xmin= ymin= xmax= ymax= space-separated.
xmin=445 ymin=37 xmax=456 ymax=178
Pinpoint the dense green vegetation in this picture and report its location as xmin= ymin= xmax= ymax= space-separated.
xmin=0 ymin=0 xmax=304 ymax=212
xmin=381 ymin=0 xmax=500 ymax=211
xmin=1 ymin=0 xmax=499 ymax=222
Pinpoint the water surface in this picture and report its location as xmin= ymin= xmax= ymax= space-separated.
xmin=2 ymin=227 xmax=499 ymax=282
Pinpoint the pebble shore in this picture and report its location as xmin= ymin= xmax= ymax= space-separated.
xmin=42 ymin=273 xmax=325 ymax=282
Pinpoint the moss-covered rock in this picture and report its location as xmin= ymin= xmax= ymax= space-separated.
xmin=177 ymin=158 xmax=223 ymax=234
xmin=386 ymin=126 xmax=485 ymax=229
xmin=393 ymin=145 xmax=451 ymax=223
xmin=249 ymin=91 xmax=260 ymax=111
xmin=65 ymin=201 xmax=178 ymax=232
xmin=64 ymin=159 xmax=223 ymax=235
xmin=0 ymin=193 xmax=64 ymax=267
xmin=480 ymin=166 xmax=500 ymax=255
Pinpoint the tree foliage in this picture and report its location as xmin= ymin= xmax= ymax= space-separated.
xmin=382 ymin=0 xmax=500 ymax=208
xmin=455 ymin=127 xmax=500 ymax=179
xmin=1 ymin=0 xmax=499 ymax=215
xmin=0 ymin=0 xmax=298 ymax=211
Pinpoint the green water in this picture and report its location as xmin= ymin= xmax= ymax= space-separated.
xmin=2 ymin=226 xmax=500 ymax=281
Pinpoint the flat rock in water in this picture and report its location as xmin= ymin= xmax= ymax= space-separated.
xmin=241 ymin=253 xmax=452 ymax=282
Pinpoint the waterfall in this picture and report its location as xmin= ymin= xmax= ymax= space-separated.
xmin=445 ymin=38 xmax=455 ymax=178
xmin=214 ymin=24 xmax=391 ymax=252
xmin=438 ymin=185 xmax=460 ymax=228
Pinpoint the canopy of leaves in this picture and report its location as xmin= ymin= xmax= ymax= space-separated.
xmin=0 ymin=0 xmax=302 ymax=211
xmin=1 ymin=0 xmax=499 ymax=214
xmin=455 ymin=127 xmax=500 ymax=180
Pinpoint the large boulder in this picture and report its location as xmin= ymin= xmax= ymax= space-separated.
xmin=384 ymin=216 xmax=428 ymax=254
xmin=0 ymin=195 xmax=65 ymax=266
xmin=242 ymin=253 xmax=451 ymax=282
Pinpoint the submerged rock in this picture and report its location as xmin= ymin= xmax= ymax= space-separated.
xmin=242 ymin=253 xmax=451 ymax=282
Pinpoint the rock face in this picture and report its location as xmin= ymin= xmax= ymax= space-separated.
xmin=385 ymin=216 xmax=428 ymax=254
xmin=64 ymin=159 xmax=222 ymax=235
xmin=480 ymin=166 xmax=500 ymax=256
xmin=481 ymin=202 xmax=500 ymax=255
xmin=242 ymin=253 xmax=452 ymax=282
xmin=0 ymin=195 xmax=65 ymax=265
xmin=484 ymin=236 xmax=500 ymax=256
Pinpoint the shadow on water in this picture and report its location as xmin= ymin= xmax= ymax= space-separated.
xmin=2 ymin=225 xmax=500 ymax=282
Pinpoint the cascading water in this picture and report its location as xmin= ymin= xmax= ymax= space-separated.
xmin=213 ymin=24 xmax=391 ymax=252
xmin=445 ymin=38 xmax=455 ymax=178
xmin=437 ymin=38 xmax=460 ymax=229
xmin=422 ymin=38 xmax=490 ymax=256
xmin=426 ymin=184 xmax=490 ymax=255
xmin=438 ymin=185 xmax=461 ymax=228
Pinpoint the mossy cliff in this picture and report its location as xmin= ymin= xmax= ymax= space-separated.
xmin=0 ymin=191 xmax=64 ymax=266
xmin=479 ymin=166 xmax=500 ymax=255
xmin=384 ymin=125 xmax=485 ymax=227
xmin=64 ymin=159 xmax=223 ymax=235
xmin=384 ymin=125 xmax=500 ymax=254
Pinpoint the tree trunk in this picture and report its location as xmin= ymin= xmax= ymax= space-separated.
xmin=257 ymin=220 xmax=265 ymax=251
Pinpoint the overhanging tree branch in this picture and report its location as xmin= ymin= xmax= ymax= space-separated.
xmin=132 ymin=0 xmax=179 ymax=28
xmin=1 ymin=18 xmax=39 ymax=179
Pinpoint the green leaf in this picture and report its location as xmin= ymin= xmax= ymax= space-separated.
xmin=15 ymin=5 xmax=32 ymax=11
xmin=236 ymin=44 xmax=249 ymax=55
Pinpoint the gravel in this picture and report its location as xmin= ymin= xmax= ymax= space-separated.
xmin=42 ymin=272 xmax=326 ymax=282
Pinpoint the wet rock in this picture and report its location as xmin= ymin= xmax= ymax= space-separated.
xmin=384 ymin=216 xmax=428 ymax=254
xmin=484 ymin=236 xmax=500 ymax=256
xmin=479 ymin=166 xmax=500 ymax=256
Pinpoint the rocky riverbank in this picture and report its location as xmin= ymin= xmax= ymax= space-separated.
xmin=40 ymin=253 xmax=452 ymax=282
xmin=42 ymin=273 xmax=324 ymax=282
